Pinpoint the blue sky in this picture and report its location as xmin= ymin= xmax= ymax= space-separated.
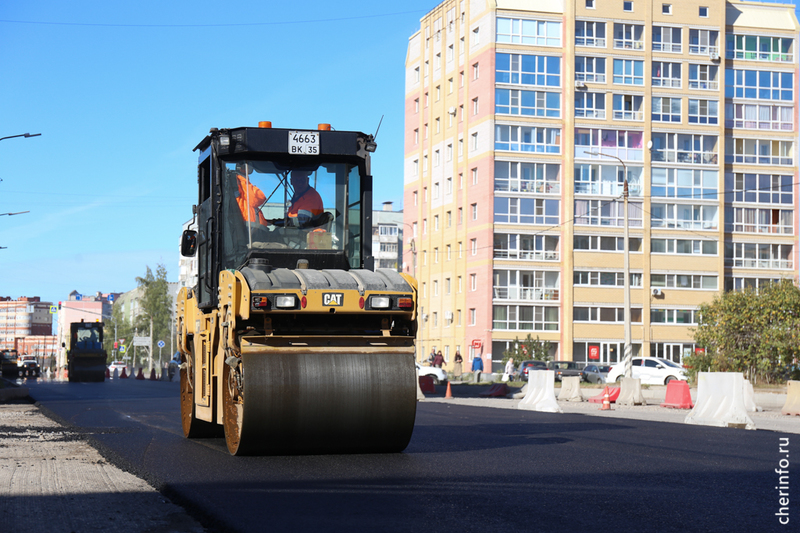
xmin=0 ymin=1 xmax=433 ymax=304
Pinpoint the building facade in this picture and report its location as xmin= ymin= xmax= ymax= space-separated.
xmin=374 ymin=202 xmax=405 ymax=271
xmin=0 ymin=297 xmax=56 ymax=364
xmin=404 ymin=0 xmax=799 ymax=372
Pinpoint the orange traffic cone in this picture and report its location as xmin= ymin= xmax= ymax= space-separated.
xmin=149 ymin=369 xmax=157 ymax=380
xmin=600 ymin=386 xmax=612 ymax=411
xmin=136 ymin=368 xmax=145 ymax=380
xmin=120 ymin=368 xmax=128 ymax=379
xmin=445 ymin=381 xmax=453 ymax=399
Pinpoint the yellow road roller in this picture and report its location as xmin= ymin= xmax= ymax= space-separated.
xmin=177 ymin=122 xmax=418 ymax=455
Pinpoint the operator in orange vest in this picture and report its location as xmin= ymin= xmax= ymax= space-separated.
xmin=235 ymin=163 xmax=269 ymax=227
xmin=269 ymin=170 xmax=323 ymax=228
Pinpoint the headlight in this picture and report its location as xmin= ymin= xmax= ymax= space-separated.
xmin=275 ymin=295 xmax=296 ymax=308
xmin=370 ymin=296 xmax=391 ymax=309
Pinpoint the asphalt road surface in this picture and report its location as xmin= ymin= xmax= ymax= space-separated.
xmin=20 ymin=377 xmax=796 ymax=533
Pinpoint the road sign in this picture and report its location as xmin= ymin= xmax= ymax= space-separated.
xmin=75 ymin=294 xmax=82 ymax=301
xmin=107 ymin=294 xmax=115 ymax=302
xmin=133 ymin=336 xmax=150 ymax=347
xmin=119 ymin=346 xmax=126 ymax=354
xmin=49 ymin=306 xmax=58 ymax=314
xmin=157 ymin=340 xmax=165 ymax=348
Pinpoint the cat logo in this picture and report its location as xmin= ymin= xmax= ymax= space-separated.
xmin=322 ymin=293 xmax=344 ymax=306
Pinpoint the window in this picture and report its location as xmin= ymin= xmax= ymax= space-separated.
xmin=574 ymin=235 xmax=643 ymax=252
xmin=688 ymin=64 xmax=718 ymax=90
xmin=445 ymin=278 xmax=451 ymax=295
xmin=495 ymin=197 xmax=560 ymax=225
xmin=586 ymin=0 xmax=595 ymax=7
xmin=413 ymin=129 xmax=419 ymax=144
xmin=446 ymin=244 xmax=451 ymax=259
xmin=652 ymin=26 xmax=681 ymax=53
xmin=689 ymin=30 xmax=719 ymax=55
xmin=662 ymin=4 xmax=671 ymax=15
xmin=472 ymin=97 xmax=479 ymax=115
xmin=435 ymin=85 xmax=440 ymax=101
xmin=414 ymin=98 xmax=419 ymax=113
xmin=471 ymin=203 xmax=478 ymax=220
xmin=726 ymin=35 xmax=793 ymax=63
xmin=434 ymin=215 xmax=439 ymax=231
xmin=613 ymin=59 xmax=644 ymax=85
xmin=724 ymin=137 xmax=793 ymax=166
xmin=574 ymin=128 xmax=644 ymax=161
xmin=725 ymin=103 xmax=793 ymax=131
xmin=614 ymin=23 xmax=643 ymax=50
xmin=651 ymin=132 xmax=718 ymax=165
xmin=472 ymin=26 xmax=480 ymax=46
xmin=724 ymin=173 xmax=792 ymax=205
xmin=688 ymin=99 xmax=718 ymax=124
xmin=495 ymin=53 xmax=561 ymax=87
xmin=652 ymin=96 xmax=681 ymax=122
xmin=413 ymin=190 xmax=418 ymax=206
xmin=574 ymin=199 xmax=643 ymax=227
xmin=725 ymin=69 xmax=793 ymax=101
xmin=651 ymin=168 xmax=718 ymax=199
xmin=623 ymin=1 xmax=633 ymax=12
xmin=494 ymin=161 xmax=560 ymax=194
xmin=446 ymin=144 xmax=452 ymax=162
xmin=446 ymin=177 xmax=453 ymax=194
xmin=612 ymin=94 xmax=644 ymax=121
xmin=699 ymin=6 xmax=708 ymax=17
xmin=379 ymin=225 xmax=399 ymax=237
xmin=471 ymin=132 xmax=479 ymax=151
xmin=493 ymin=269 xmax=560 ymax=301
xmin=446 ymin=212 xmax=452 ymax=228
xmin=414 ymin=67 xmax=420 ymax=83
xmin=651 ymin=309 xmax=698 ymax=325
xmin=471 ymin=167 xmax=478 ymax=185
xmin=458 ymin=208 xmax=463 ymax=225
xmin=412 ymin=159 xmax=419 ymax=176
xmin=494 ymin=234 xmax=560 ymax=261
xmin=725 ymin=206 xmax=793 ymax=234
xmin=495 ymin=125 xmax=561 ymax=153
xmin=435 ymin=54 xmax=441 ymax=71
xmin=575 ymin=164 xmax=643 ymax=196
xmin=575 ymin=92 xmax=606 ymax=119
xmin=650 ymin=203 xmax=719 ymax=230
xmin=496 ymin=17 xmax=562 ymax=47
xmin=470 ymin=273 xmax=477 ymax=290
xmin=725 ymin=242 xmax=793 ymax=270
xmin=379 ymin=243 xmax=398 ymax=253
xmin=435 ymin=118 xmax=440 ymax=134
xmin=574 ymin=307 xmax=643 ymax=323
xmin=575 ymin=20 xmax=605 ymax=47
xmin=458 ymin=276 xmax=462 ymax=293
xmin=471 ymin=239 xmax=478 ymax=255
xmin=469 ymin=308 xmax=476 ymax=326
xmin=433 ymin=150 xmax=440 ymax=167
xmin=576 ymin=56 xmax=606 ymax=83
xmin=473 ymin=62 xmax=480 ymax=79
xmin=726 ymin=277 xmax=783 ymax=292
xmin=492 ymin=305 xmax=559 ymax=331
xmin=652 ymin=62 xmax=681 ymax=88
xmin=434 ymin=279 xmax=439 ymax=295
xmin=496 ymin=89 xmax=560 ymax=117
xmin=651 ymin=238 xmax=717 ymax=255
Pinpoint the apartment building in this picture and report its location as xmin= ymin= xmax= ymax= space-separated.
xmin=403 ymin=0 xmax=799 ymax=372
xmin=374 ymin=202 xmax=405 ymax=271
xmin=0 ymin=296 xmax=54 ymax=351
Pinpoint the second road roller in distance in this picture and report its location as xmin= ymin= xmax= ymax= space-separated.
xmin=177 ymin=121 xmax=419 ymax=455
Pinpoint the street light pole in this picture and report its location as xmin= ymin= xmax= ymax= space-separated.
xmin=586 ymin=151 xmax=632 ymax=378
xmin=0 ymin=133 xmax=41 ymax=142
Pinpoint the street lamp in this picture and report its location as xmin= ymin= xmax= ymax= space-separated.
xmin=586 ymin=151 xmax=632 ymax=379
xmin=0 ymin=133 xmax=41 ymax=142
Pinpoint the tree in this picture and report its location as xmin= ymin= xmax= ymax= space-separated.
xmin=103 ymin=302 xmax=132 ymax=362
xmin=134 ymin=263 xmax=172 ymax=367
xmin=689 ymin=279 xmax=800 ymax=384
xmin=502 ymin=334 xmax=552 ymax=370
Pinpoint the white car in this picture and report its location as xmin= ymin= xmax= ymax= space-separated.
xmin=415 ymin=363 xmax=447 ymax=385
xmin=107 ymin=361 xmax=127 ymax=375
xmin=606 ymin=357 xmax=687 ymax=385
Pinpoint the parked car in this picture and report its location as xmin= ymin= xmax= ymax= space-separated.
xmin=416 ymin=363 xmax=447 ymax=385
xmin=17 ymin=355 xmax=40 ymax=377
xmin=546 ymin=361 xmax=583 ymax=381
xmin=606 ymin=357 xmax=688 ymax=385
xmin=107 ymin=361 xmax=127 ymax=376
xmin=581 ymin=364 xmax=612 ymax=384
xmin=517 ymin=360 xmax=547 ymax=382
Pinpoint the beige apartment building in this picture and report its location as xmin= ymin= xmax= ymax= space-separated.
xmin=403 ymin=0 xmax=799 ymax=373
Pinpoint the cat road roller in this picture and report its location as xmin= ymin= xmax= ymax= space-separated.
xmin=177 ymin=122 xmax=418 ymax=455
xmin=67 ymin=321 xmax=107 ymax=382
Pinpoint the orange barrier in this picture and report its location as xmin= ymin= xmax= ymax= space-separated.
xmin=105 ymin=368 xmax=110 ymax=379
xmin=781 ymin=380 xmax=800 ymax=416
xmin=600 ymin=387 xmax=612 ymax=411
xmin=588 ymin=386 xmax=620 ymax=404
xmin=135 ymin=368 xmax=145 ymax=380
xmin=149 ymin=369 xmax=157 ymax=380
xmin=120 ymin=368 xmax=128 ymax=379
xmin=479 ymin=383 xmax=511 ymax=398
xmin=419 ymin=375 xmax=436 ymax=394
xmin=661 ymin=380 xmax=694 ymax=409
xmin=445 ymin=381 xmax=453 ymax=399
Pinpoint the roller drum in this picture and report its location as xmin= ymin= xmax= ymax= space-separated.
xmin=227 ymin=351 xmax=417 ymax=455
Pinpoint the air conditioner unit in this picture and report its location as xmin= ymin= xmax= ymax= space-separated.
xmin=421 ymin=313 xmax=429 ymax=321
xmin=709 ymin=51 xmax=720 ymax=61
xmin=445 ymin=311 xmax=453 ymax=320
xmin=652 ymin=288 xmax=662 ymax=296
xmin=575 ymin=80 xmax=586 ymax=88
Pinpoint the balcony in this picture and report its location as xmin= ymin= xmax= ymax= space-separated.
xmin=494 ymin=250 xmax=560 ymax=261
xmin=653 ymin=43 xmax=681 ymax=53
xmin=614 ymin=39 xmax=644 ymax=50
xmin=727 ymin=258 xmax=793 ymax=270
xmin=651 ymin=150 xmax=718 ymax=165
xmin=613 ymin=110 xmax=644 ymax=121
xmin=493 ymin=287 xmax=560 ymax=301
xmin=576 ymin=37 xmax=606 ymax=48
xmin=576 ymin=73 xmax=606 ymax=83
xmin=688 ymin=80 xmax=719 ymax=90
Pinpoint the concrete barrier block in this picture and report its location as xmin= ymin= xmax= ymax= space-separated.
xmin=743 ymin=379 xmax=762 ymax=412
xmin=416 ymin=369 xmax=425 ymax=400
xmin=685 ymin=372 xmax=755 ymax=430
xmin=557 ymin=376 xmax=583 ymax=402
xmin=518 ymin=370 xmax=562 ymax=413
xmin=781 ymin=380 xmax=800 ymax=416
xmin=617 ymin=377 xmax=646 ymax=406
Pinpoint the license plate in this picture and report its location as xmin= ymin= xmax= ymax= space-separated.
xmin=288 ymin=131 xmax=319 ymax=155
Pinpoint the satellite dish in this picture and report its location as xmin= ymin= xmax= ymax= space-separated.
xmin=448 ymin=106 xmax=457 ymax=116
xmin=646 ymin=140 xmax=653 ymax=150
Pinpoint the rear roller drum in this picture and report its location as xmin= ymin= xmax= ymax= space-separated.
xmin=180 ymin=360 xmax=219 ymax=438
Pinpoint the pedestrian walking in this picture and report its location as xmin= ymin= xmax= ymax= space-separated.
xmin=503 ymin=357 xmax=515 ymax=382
xmin=472 ymin=355 xmax=483 ymax=383
xmin=453 ymin=350 xmax=463 ymax=379
xmin=433 ymin=350 xmax=444 ymax=368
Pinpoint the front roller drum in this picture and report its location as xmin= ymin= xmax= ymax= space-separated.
xmin=223 ymin=352 xmax=417 ymax=455
xmin=68 ymin=357 xmax=106 ymax=382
